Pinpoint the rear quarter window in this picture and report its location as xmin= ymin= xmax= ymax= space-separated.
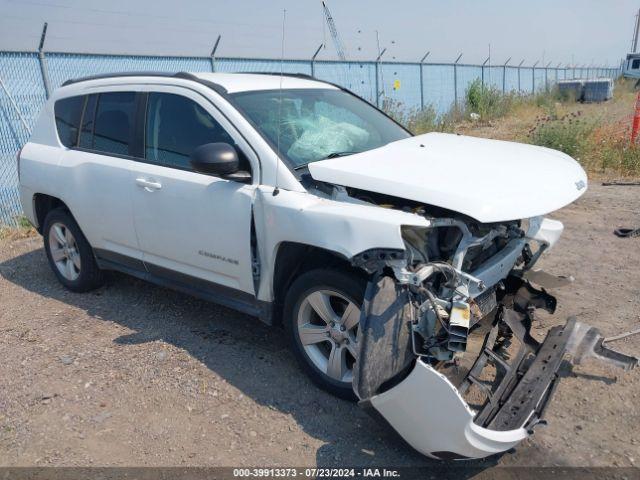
xmin=54 ymin=96 xmax=84 ymax=147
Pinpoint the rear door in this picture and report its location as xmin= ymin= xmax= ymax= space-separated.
xmin=56 ymin=91 xmax=142 ymax=264
xmin=130 ymin=87 xmax=258 ymax=296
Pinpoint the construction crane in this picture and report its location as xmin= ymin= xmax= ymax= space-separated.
xmin=632 ymin=8 xmax=640 ymax=53
xmin=322 ymin=1 xmax=347 ymax=61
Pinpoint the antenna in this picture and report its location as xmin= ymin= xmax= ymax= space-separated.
xmin=273 ymin=9 xmax=286 ymax=197
xmin=488 ymin=43 xmax=491 ymax=86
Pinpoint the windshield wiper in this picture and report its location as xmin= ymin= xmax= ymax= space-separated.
xmin=324 ymin=151 xmax=358 ymax=159
xmin=293 ymin=152 xmax=359 ymax=171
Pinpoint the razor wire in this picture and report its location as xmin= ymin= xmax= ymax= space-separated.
xmin=0 ymin=49 xmax=622 ymax=226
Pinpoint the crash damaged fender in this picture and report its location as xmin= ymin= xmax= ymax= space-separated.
xmin=354 ymin=275 xmax=637 ymax=460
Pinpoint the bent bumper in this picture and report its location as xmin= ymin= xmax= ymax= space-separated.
xmin=368 ymin=360 xmax=529 ymax=459
xmin=361 ymin=318 xmax=637 ymax=460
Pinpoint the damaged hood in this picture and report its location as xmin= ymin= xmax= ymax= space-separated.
xmin=308 ymin=132 xmax=588 ymax=223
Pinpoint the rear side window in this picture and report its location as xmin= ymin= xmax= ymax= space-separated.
xmin=92 ymin=92 xmax=136 ymax=156
xmin=145 ymin=92 xmax=233 ymax=169
xmin=633 ymin=59 xmax=640 ymax=69
xmin=54 ymin=96 xmax=84 ymax=147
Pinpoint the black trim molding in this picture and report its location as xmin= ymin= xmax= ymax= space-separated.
xmin=94 ymin=248 xmax=272 ymax=325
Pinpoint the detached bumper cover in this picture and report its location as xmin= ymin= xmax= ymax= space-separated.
xmin=358 ymin=316 xmax=637 ymax=460
xmin=368 ymin=360 xmax=529 ymax=460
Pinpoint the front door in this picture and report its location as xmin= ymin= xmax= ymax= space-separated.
xmin=130 ymin=89 xmax=257 ymax=296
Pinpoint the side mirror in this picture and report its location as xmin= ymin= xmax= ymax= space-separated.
xmin=190 ymin=143 xmax=250 ymax=183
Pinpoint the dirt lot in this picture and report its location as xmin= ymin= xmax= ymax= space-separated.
xmin=0 ymin=184 xmax=639 ymax=468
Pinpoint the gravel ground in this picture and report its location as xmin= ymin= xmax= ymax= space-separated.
xmin=0 ymin=184 xmax=638 ymax=468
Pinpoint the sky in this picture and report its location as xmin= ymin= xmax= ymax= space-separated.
xmin=0 ymin=0 xmax=636 ymax=67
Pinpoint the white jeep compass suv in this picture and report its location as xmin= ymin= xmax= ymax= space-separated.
xmin=18 ymin=72 xmax=636 ymax=459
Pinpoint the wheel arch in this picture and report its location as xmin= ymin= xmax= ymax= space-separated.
xmin=33 ymin=193 xmax=70 ymax=234
xmin=270 ymin=241 xmax=368 ymax=326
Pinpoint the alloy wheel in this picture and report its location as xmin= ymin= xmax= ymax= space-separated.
xmin=48 ymin=222 xmax=81 ymax=281
xmin=296 ymin=289 xmax=360 ymax=383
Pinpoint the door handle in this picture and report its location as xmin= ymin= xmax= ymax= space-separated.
xmin=135 ymin=178 xmax=162 ymax=191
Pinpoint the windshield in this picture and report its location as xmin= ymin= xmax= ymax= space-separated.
xmin=231 ymin=88 xmax=411 ymax=168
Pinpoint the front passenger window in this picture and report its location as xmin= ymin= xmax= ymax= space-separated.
xmin=145 ymin=93 xmax=234 ymax=170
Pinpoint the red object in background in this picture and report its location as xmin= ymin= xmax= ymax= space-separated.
xmin=631 ymin=92 xmax=640 ymax=143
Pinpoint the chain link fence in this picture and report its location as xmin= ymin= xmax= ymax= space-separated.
xmin=0 ymin=49 xmax=621 ymax=226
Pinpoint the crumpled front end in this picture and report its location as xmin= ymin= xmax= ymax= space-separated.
xmin=351 ymin=215 xmax=637 ymax=460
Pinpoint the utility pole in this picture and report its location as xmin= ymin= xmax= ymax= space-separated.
xmin=210 ymin=35 xmax=221 ymax=73
xmin=453 ymin=53 xmax=463 ymax=108
xmin=419 ymin=51 xmax=430 ymax=110
xmin=37 ymin=22 xmax=51 ymax=99
xmin=310 ymin=43 xmax=323 ymax=77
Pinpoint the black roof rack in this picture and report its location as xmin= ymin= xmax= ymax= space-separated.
xmin=61 ymin=70 xmax=318 ymax=88
xmin=61 ymin=71 xmax=187 ymax=86
xmin=60 ymin=70 xmax=330 ymax=95
xmin=236 ymin=71 xmax=316 ymax=80
xmin=60 ymin=71 xmax=229 ymax=95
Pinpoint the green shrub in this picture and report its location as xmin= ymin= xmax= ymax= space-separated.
xmin=382 ymin=97 xmax=456 ymax=134
xmin=383 ymin=79 xmax=579 ymax=136
xmin=597 ymin=142 xmax=640 ymax=175
xmin=380 ymin=97 xmax=408 ymax=125
xmin=16 ymin=215 xmax=32 ymax=229
xmin=528 ymin=111 xmax=594 ymax=158
xmin=581 ymin=106 xmax=640 ymax=176
xmin=406 ymin=105 xmax=457 ymax=134
xmin=465 ymin=79 xmax=513 ymax=120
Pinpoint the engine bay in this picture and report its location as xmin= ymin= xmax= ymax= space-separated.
xmin=331 ymin=183 xmax=637 ymax=457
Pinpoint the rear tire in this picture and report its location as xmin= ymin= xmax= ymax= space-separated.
xmin=284 ymin=268 xmax=366 ymax=401
xmin=43 ymin=208 xmax=104 ymax=292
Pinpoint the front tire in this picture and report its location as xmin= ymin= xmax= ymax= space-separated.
xmin=43 ymin=208 xmax=104 ymax=292
xmin=284 ymin=269 xmax=366 ymax=400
